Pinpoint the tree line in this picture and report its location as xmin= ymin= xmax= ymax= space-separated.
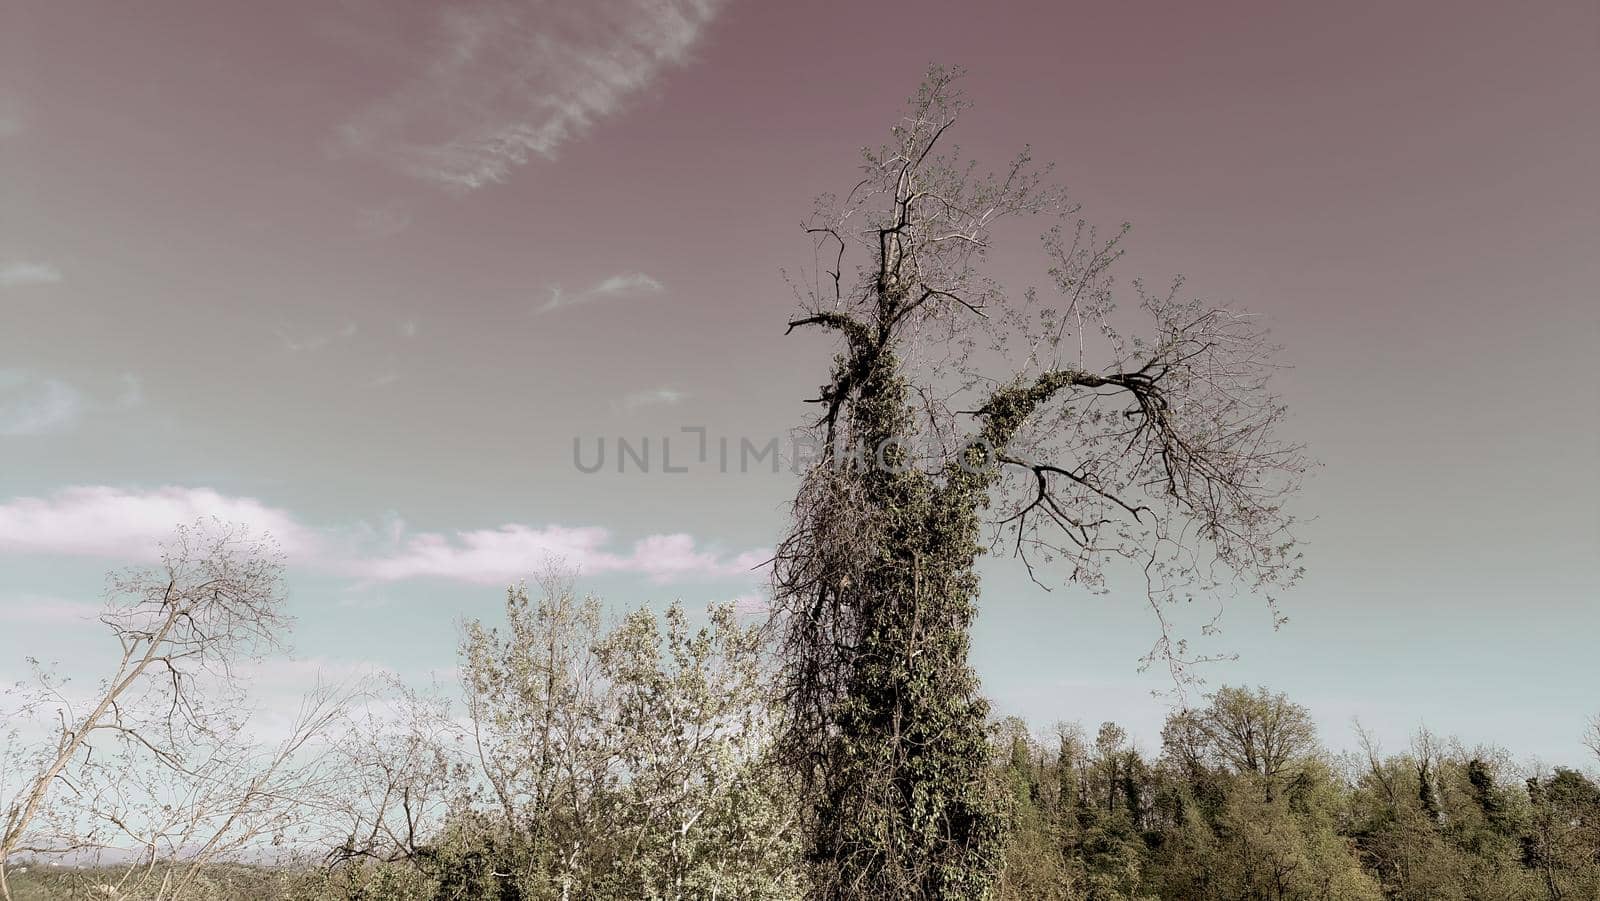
xmin=2 ymin=545 xmax=1595 ymax=900
xmin=991 ymin=690 xmax=1600 ymax=901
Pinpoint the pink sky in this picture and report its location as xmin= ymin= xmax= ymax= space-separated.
xmin=2 ymin=0 xmax=1597 ymax=760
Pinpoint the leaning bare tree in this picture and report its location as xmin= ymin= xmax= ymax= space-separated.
xmin=771 ymin=67 xmax=1307 ymax=900
xmin=0 ymin=520 xmax=298 ymax=900
xmin=86 ymin=679 xmax=353 ymax=901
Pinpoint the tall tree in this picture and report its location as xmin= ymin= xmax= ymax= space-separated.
xmin=772 ymin=67 xmax=1306 ymax=900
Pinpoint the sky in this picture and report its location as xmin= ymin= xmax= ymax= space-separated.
xmin=1 ymin=0 xmax=1597 ymax=764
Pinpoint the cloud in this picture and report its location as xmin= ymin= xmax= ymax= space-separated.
xmin=616 ymin=386 xmax=686 ymax=412
xmin=0 ymin=595 xmax=104 ymax=626
xmin=591 ymin=273 xmax=664 ymax=297
xmin=276 ymin=321 xmax=358 ymax=354
xmin=0 ymin=96 xmax=24 ymax=139
xmin=0 ymin=486 xmax=767 ymax=587
xmin=540 ymin=271 xmax=664 ymax=313
xmin=0 ymin=371 xmax=83 ymax=435
xmin=0 ymin=486 xmax=319 ymax=561
xmin=0 ymin=261 xmax=62 ymax=288
xmin=336 ymin=0 xmax=725 ymax=190
xmin=350 ymin=524 xmax=768 ymax=586
xmin=116 ymin=374 xmax=145 ymax=408
xmin=357 ymin=203 xmax=412 ymax=240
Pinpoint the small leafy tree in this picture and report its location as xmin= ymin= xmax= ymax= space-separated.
xmin=431 ymin=576 xmax=801 ymax=900
xmin=593 ymin=604 xmax=799 ymax=900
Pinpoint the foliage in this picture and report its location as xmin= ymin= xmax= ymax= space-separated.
xmin=312 ymin=577 xmax=803 ymax=901
xmin=990 ymin=689 xmax=1600 ymax=901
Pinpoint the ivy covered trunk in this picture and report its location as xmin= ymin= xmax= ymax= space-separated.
xmin=804 ymin=344 xmax=1006 ymax=900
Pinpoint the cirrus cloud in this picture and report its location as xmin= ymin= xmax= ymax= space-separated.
xmin=0 ymin=594 xmax=103 ymax=626
xmin=0 ymin=261 xmax=62 ymax=288
xmin=337 ymin=0 xmax=726 ymax=191
xmin=540 ymin=271 xmax=664 ymax=313
xmin=615 ymin=386 xmax=687 ymax=412
xmin=0 ymin=371 xmax=84 ymax=436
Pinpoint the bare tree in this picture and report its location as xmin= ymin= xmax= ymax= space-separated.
xmin=772 ymin=67 xmax=1306 ymax=899
xmin=1410 ymin=727 xmax=1445 ymax=825
xmin=1353 ymin=720 xmax=1399 ymax=810
xmin=0 ymin=520 xmax=290 ymax=899
xmin=91 ymin=680 xmax=355 ymax=901
xmin=322 ymin=678 xmax=460 ymax=870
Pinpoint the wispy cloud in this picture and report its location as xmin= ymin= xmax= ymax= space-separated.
xmin=0 ymin=261 xmax=62 ymax=288
xmin=541 ymin=271 xmax=664 ymax=313
xmin=0 ymin=595 xmax=103 ymax=627
xmin=616 ymin=386 xmax=687 ymax=412
xmin=116 ymin=374 xmax=145 ymax=408
xmin=336 ymin=0 xmax=726 ymax=190
xmin=0 ymin=94 xmax=24 ymax=139
xmin=591 ymin=273 xmax=664 ymax=297
xmin=356 ymin=202 xmax=412 ymax=240
xmin=0 ymin=486 xmax=767 ymax=587
xmin=0 ymin=370 xmax=83 ymax=436
xmin=276 ymin=321 xmax=358 ymax=354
